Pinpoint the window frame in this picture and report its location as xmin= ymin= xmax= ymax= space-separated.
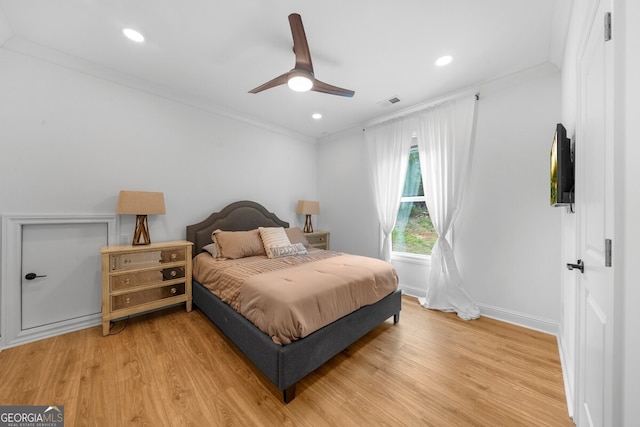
xmin=391 ymin=145 xmax=431 ymax=261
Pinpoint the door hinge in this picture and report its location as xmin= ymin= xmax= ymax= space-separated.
xmin=605 ymin=239 xmax=612 ymax=267
xmin=604 ymin=12 xmax=612 ymax=42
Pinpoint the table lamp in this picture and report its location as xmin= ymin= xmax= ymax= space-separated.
xmin=296 ymin=200 xmax=320 ymax=233
xmin=116 ymin=190 xmax=166 ymax=245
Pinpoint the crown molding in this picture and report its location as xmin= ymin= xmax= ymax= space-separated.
xmin=2 ymin=35 xmax=316 ymax=144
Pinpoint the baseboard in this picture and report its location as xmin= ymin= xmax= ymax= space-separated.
xmin=0 ymin=302 xmax=190 ymax=350
xmin=557 ymin=334 xmax=575 ymax=419
xmin=398 ymin=284 xmax=424 ymax=299
xmin=399 ymin=284 xmax=559 ymax=335
xmin=477 ymin=303 xmax=559 ymax=335
xmin=1 ymin=314 xmax=102 ymax=350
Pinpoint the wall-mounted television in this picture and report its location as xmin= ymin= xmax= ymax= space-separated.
xmin=550 ymin=123 xmax=574 ymax=206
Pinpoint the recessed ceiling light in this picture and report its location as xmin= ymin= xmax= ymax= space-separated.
xmin=435 ymin=55 xmax=453 ymax=66
xmin=312 ymin=113 xmax=322 ymax=120
xmin=123 ymin=28 xmax=145 ymax=43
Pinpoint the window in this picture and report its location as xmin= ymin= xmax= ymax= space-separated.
xmin=392 ymin=146 xmax=437 ymax=256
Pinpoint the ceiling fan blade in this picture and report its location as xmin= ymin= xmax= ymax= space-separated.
xmin=248 ymin=72 xmax=290 ymax=94
xmin=250 ymin=14 xmax=354 ymax=98
xmin=312 ymin=79 xmax=355 ymax=98
xmin=288 ymin=13 xmax=314 ymax=74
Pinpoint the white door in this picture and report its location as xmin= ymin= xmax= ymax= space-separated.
xmin=21 ymin=223 xmax=105 ymax=329
xmin=574 ymin=1 xmax=615 ymax=426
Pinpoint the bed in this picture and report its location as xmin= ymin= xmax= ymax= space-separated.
xmin=186 ymin=200 xmax=402 ymax=402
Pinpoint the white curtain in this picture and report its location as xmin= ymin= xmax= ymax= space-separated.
xmin=415 ymin=98 xmax=480 ymax=320
xmin=365 ymin=119 xmax=412 ymax=261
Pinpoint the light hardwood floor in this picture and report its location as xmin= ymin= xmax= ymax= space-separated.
xmin=0 ymin=296 xmax=574 ymax=426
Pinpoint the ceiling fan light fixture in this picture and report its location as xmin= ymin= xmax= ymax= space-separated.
xmin=287 ymin=74 xmax=313 ymax=92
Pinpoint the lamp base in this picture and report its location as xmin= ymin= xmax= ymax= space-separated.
xmin=132 ymin=215 xmax=152 ymax=245
xmin=303 ymin=214 xmax=314 ymax=233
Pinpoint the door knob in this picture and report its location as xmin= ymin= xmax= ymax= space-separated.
xmin=566 ymin=260 xmax=584 ymax=273
xmin=24 ymin=272 xmax=47 ymax=280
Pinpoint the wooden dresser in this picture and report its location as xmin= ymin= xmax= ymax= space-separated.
xmin=100 ymin=240 xmax=193 ymax=336
xmin=304 ymin=230 xmax=330 ymax=250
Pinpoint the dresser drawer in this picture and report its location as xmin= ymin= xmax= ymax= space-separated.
xmin=160 ymin=248 xmax=186 ymax=264
xmin=110 ymin=248 xmax=186 ymax=271
xmin=111 ymin=267 xmax=186 ymax=291
xmin=162 ymin=266 xmax=185 ymax=281
xmin=304 ymin=231 xmax=329 ymax=249
xmin=306 ymin=234 xmax=326 ymax=245
xmin=111 ymin=283 xmax=186 ymax=311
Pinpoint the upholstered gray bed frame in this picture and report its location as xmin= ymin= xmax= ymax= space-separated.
xmin=186 ymin=200 xmax=402 ymax=403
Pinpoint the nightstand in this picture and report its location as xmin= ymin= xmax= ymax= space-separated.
xmin=100 ymin=240 xmax=193 ymax=336
xmin=304 ymin=230 xmax=330 ymax=250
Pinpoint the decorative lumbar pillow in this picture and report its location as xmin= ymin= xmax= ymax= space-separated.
xmin=285 ymin=227 xmax=311 ymax=248
xmin=269 ymin=243 xmax=308 ymax=258
xmin=258 ymin=227 xmax=292 ymax=258
xmin=212 ymin=229 xmax=266 ymax=259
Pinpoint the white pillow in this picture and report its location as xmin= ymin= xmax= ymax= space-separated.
xmin=259 ymin=227 xmax=292 ymax=259
xmin=202 ymin=243 xmax=219 ymax=258
xmin=269 ymin=243 xmax=308 ymax=258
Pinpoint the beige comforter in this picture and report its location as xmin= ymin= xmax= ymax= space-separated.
xmin=193 ymin=250 xmax=398 ymax=344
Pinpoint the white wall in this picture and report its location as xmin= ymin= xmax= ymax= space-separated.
xmin=316 ymin=127 xmax=380 ymax=258
xmin=0 ymin=48 xmax=318 ymax=240
xmin=456 ymin=66 xmax=563 ymax=330
xmin=318 ymin=65 xmax=563 ymax=331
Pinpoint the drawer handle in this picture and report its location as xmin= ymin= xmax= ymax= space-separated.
xmin=125 ymin=278 xmax=131 ymax=285
xmin=125 ymin=297 xmax=131 ymax=304
xmin=170 ymin=270 xmax=177 ymax=277
xmin=170 ymin=287 xmax=177 ymax=294
xmin=170 ymin=253 xmax=177 ymax=260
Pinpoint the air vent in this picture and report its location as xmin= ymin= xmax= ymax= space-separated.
xmin=377 ymin=95 xmax=401 ymax=108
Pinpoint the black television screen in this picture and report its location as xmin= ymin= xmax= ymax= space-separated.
xmin=550 ymin=123 xmax=574 ymax=206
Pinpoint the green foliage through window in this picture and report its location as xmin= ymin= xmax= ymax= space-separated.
xmin=392 ymin=147 xmax=437 ymax=256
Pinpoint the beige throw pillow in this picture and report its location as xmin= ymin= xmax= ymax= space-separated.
xmin=212 ymin=229 xmax=266 ymax=259
xmin=259 ymin=227 xmax=292 ymax=258
xmin=285 ymin=227 xmax=311 ymax=248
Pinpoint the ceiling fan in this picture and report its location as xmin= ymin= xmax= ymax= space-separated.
xmin=249 ymin=13 xmax=355 ymax=98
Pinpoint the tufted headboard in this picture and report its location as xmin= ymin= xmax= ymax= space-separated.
xmin=186 ymin=200 xmax=289 ymax=255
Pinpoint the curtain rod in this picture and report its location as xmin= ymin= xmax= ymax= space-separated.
xmin=363 ymin=89 xmax=480 ymax=130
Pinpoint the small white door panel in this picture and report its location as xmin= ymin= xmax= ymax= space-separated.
xmin=1 ymin=214 xmax=115 ymax=349
xmin=21 ymin=223 xmax=105 ymax=329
